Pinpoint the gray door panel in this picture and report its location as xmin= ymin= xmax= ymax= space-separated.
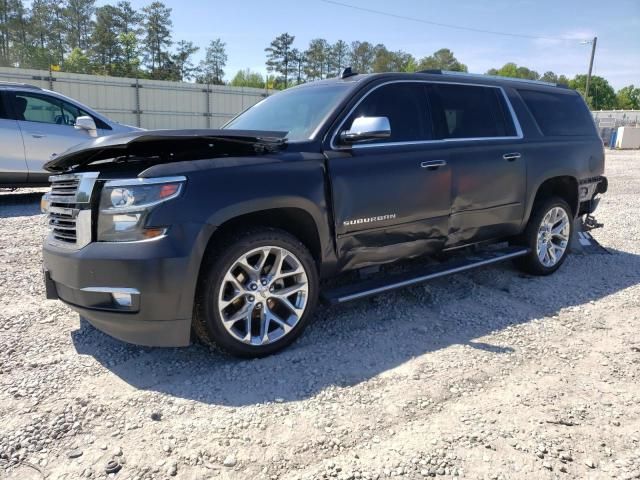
xmin=18 ymin=120 xmax=94 ymax=177
xmin=0 ymin=118 xmax=28 ymax=183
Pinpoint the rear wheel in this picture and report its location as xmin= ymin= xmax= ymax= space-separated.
xmin=194 ymin=228 xmax=319 ymax=358
xmin=514 ymin=196 xmax=573 ymax=275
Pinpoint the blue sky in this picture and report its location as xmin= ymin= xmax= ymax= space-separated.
xmin=107 ymin=0 xmax=639 ymax=89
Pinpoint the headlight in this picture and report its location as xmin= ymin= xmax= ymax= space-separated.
xmin=97 ymin=176 xmax=185 ymax=242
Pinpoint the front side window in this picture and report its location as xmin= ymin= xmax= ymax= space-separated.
xmin=224 ymin=84 xmax=351 ymax=142
xmin=344 ymin=83 xmax=433 ymax=143
xmin=428 ymin=84 xmax=516 ymax=139
xmin=10 ymin=92 xmax=94 ymax=127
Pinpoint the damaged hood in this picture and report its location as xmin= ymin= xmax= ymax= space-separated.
xmin=44 ymin=129 xmax=288 ymax=173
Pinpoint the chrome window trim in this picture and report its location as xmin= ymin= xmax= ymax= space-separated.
xmin=329 ymin=79 xmax=524 ymax=151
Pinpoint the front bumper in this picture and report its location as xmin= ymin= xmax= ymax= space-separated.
xmin=43 ymin=224 xmax=210 ymax=347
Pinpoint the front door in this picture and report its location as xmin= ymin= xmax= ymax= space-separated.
xmin=326 ymin=82 xmax=452 ymax=270
xmin=7 ymin=91 xmax=97 ymax=182
xmin=0 ymin=92 xmax=27 ymax=184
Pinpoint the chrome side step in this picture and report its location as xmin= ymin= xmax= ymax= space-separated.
xmin=322 ymin=246 xmax=530 ymax=305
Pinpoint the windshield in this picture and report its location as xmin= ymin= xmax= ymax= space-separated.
xmin=223 ymin=84 xmax=351 ymax=141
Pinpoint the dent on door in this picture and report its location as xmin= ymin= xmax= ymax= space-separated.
xmin=330 ymin=150 xmax=451 ymax=271
xmin=337 ymin=219 xmax=449 ymax=271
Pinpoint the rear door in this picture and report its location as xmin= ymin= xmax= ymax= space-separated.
xmin=7 ymin=91 xmax=98 ymax=182
xmin=326 ymin=81 xmax=452 ymax=270
xmin=0 ymin=91 xmax=28 ymax=184
xmin=426 ymin=83 xmax=526 ymax=246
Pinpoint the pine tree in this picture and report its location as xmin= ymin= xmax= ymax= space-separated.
xmin=142 ymin=1 xmax=172 ymax=78
xmin=265 ymin=33 xmax=295 ymax=88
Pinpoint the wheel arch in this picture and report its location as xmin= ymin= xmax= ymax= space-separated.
xmin=527 ymin=175 xmax=579 ymax=222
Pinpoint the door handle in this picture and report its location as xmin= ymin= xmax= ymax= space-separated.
xmin=503 ymin=152 xmax=521 ymax=161
xmin=420 ymin=160 xmax=447 ymax=170
xmin=31 ymin=133 xmax=46 ymax=139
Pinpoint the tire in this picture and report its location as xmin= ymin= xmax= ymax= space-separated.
xmin=193 ymin=228 xmax=319 ymax=358
xmin=513 ymin=196 xmax=573 ymax=275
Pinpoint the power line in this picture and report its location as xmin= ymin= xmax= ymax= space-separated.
xmin=320 ymin=0 xmax=565 ymax=41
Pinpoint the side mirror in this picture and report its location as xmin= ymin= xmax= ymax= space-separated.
xmin=74 ymin=116 xmax=98 ymax=137
xmin=340 ymin=116 xmax=391 ymax=144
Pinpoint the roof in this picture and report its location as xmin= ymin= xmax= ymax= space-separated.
xmin=294 ymin=70 xmax=569 ymax=92
xmin=0 ymin=82 xmax=42 ymax=91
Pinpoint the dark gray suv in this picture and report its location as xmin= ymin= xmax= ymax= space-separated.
xmin=42 ymin=69 xmax=607 ymax=357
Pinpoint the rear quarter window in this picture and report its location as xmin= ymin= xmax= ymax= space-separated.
xmin=518 ymin=89 xmax=596 ymax=136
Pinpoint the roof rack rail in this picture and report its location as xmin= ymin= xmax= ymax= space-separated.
xmin=0 ymin=81 xmax=43 ymax=90
xmin=415 ymin=70 xmax=562 ymax=87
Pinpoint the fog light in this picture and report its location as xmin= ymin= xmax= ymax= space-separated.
xmin=41 ymin=193 xmax=51 ymax=213
xmin=112 ymin=292 xmax=133 ymax=307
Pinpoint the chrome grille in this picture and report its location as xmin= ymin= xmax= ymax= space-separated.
xmin=50 ymin=177 xmax=80 ymax=202
xmin=49 ymin=206 xmax=78 ymax=244
xmin=46 ymin=172 xmax=99 ymax=249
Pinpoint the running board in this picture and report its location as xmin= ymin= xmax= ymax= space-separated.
xmin=322 ymin=246 xmax=530 ymax=305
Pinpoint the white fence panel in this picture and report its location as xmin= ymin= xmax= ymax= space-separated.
xmin=0 ymin=67 xmax=269 ymax=130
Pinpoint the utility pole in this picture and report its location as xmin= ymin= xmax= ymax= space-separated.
xmin=584 ymin=36 xmax=598 ymax=104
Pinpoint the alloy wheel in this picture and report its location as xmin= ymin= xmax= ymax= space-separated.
xmin=536 ymin=206 xmax=570 ymax=267
xmin=217 ymin=246 xmax=309 ymax=346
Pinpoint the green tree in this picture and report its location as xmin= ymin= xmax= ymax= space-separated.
xmin=142 ymin=1 xmax=172 ymax=78
xmin=230 ymin=69 xmax=265 ymax=88
xmin=487 ymin=62 xmax=538 ymax=80
xmin=115 ymin=1 xmax=142 ymax=35
xmin=569 ymin=74 xmax=616 ymax=109
xmin=616 ymin=85 xmax=640 ymax=109
xmin=26 ymin=0 xmax=65 ymax=66
xmin=1 ymin=0 xmax=30 ymax=66
xmin=349 ymin=41 xmax=375 ymax=73
xmin=198 ymin=38 xmax=227 ymax=84
xmin=330 ymin=40 xmax=349 ymax=77
xmin=64 ymin=46 xmax=91 ymax=73
xmin=92 ymin=5 xmax=122 ymax=74
xmin=170 ymin=40 xmax=199 ymax=81
xmin=372 ymin=45 xmax=415 ymax=73
xmin=304 ymin=38 xmax=330 ymax=80
xmin=290 ymin=48 xmax=305 ymax=84
xmin=118 ymin=31 xmax=140 ymax=77
xmin=265 ymin=32 xmax=295 ymax=88
xmin=63 ymin=0 xmax=95 ymax=50
xmin=418 ymin=48 xmax=467 ymax=72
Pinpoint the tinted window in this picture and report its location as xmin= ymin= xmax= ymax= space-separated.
xmin=9 ymin=92 xmax=109 ymax=129
xmin=225 ymin=84 xmax=350 ymax=141
xmin=344 ymin=83 xmax=432 ymax=143
xmin=0 ymin=93 xmax=8 ymax=119
xmin=518 ymin=89 xmax=596 ymax=136
xmin=428 ymin=84 xmax=515 ymax=139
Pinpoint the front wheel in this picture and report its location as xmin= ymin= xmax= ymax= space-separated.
xmin=513 ymin=196 xmax=573 ymax=275
xmin=194 ymin=228 xmax=319 ymax=358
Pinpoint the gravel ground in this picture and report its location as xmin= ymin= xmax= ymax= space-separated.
xmin=1 ymin=150 xmax=639 ymax=480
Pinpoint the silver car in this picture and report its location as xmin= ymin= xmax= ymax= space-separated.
xmin=0 ymin=82 xmax=139 ymax=187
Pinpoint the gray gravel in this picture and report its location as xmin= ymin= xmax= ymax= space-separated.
xmin=1 ymin=150 xmax=639 ymax=480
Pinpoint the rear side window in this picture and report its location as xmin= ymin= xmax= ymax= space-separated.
xmin=518 ymin=89 xmax=595 ymax=136
xmin=345 ymin=83 xmax=433 ymax=143
xmin=428 ymin=84 xmax=516 ymax=139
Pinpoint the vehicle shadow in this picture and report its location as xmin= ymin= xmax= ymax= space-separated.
xmin=0 ymin=191 xmax=45 ymax=218
xmin=71 ymin=247 xmax=640 ymax=407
